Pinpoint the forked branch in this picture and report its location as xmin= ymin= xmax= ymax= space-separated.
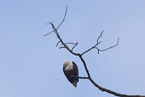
xmin=46 ymin=6 xmax=145 ymax=97
xmin=81 ymin=30 xmax=119 ymax=55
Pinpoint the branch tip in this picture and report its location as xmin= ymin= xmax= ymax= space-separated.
xmin=56 ymin=41 xmax=61 ymax=47
xmin=117 ymin=37 xmax=119 ymax=45
xmin=97 ymin=30 xmax=104 ymax=44
xmin=56 ymin=6 xmax=68 ymax=29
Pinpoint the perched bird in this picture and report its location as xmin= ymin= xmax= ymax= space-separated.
xmin=63 ymin=60 xmax=79 ymax=87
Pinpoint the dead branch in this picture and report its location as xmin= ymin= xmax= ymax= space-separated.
xmin=97 ymin=30 xmax=104 ymax=44
xmin=81 ymin=42 xmax=100 ymax=55
xmin=97 ymin=37 xmax=119 ymax=53
xmin=64 ymin=42 xmax=76 ymax=45
xmin=56 ymin=41 xmax=61 ymax=47
xmin=60 ymin=42 xmax=78 ymax=51
xmin=56 ymin=5 xmax=68 ymax=29
xmin=43 ymin=6 xmax=68 ymax=37
xmin=49 ymin=22 xmax=80 ymax=56
xmin=71 ymin=75 xmax=89 ymax=79
xmin=81 ymin=30 xmax=119 ymax=55
xmin=47 ymin=6 xmax=145 ymax=97
xmin=71 ymin=42 xmax=78 ymax=51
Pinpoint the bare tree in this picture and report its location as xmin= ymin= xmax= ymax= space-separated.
xmin=44 ymin=6 xmax=145 ymax=97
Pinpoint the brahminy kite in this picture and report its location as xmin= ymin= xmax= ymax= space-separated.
xmin=63 ymin=60 xmax=79 ymax=87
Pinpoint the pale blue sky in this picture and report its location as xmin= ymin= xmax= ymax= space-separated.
xmin=0 ymin=0 xmax=145 ymax=97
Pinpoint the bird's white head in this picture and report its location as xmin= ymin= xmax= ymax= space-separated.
xmin=63 ymin=60 xmax=73 ymax=71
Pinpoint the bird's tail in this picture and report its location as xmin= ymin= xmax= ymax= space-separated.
xmin=73 ymin=81 xmax=77 ymax=87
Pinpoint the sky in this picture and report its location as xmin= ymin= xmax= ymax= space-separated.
xmin=0 ymin=0 xmax=145 ymax=97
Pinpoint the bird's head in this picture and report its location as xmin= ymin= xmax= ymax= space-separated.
xmin=63 ymin=60 xmax=73 ymax=71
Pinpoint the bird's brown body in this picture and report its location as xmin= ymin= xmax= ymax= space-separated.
xmin=63 ymin=60 xmax=79 ymax=87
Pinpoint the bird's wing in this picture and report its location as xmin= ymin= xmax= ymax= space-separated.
xmin=72 ymin=61 xmax=79 ymax=81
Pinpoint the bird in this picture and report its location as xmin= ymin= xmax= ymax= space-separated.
xmin=63 ymin=60 xmax=79 ymax=87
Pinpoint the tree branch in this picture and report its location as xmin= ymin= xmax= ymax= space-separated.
xmin=56 ymin=5 xmax=68 ymax=29
xmin=71 ymin=75 xmax=89 ymax=79
xmin=56 ymin=41 xmax=61 ymax=47
xmin=47 ymin=6 xmax=145 ymax=97
xmin=97 ymin=37 xmax=119 ymax=54
xmin=71 ymin=42 xmax=78 ymax=51
xmin=97 ymin=30 xmax=104 ymax=44
xmin=43 ymin=6 xmax=68 ymax=37
xmin=81 ymin=30 xmax=119 ymax=55
xmin=49 ymin=22 xmax=80 ymax=56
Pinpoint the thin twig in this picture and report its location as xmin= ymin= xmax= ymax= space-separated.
xmin=59 ymin=46 xmax=65 ymax=49
xmin=56 ymin=41 xmax=61 ymax=47
xmin=63 ymin=42 xmax=76 ymax=45
xmin=71 ymin=75 xmax=89 ymax=79
xmin=98 ymin=37 xmax=119 ymax=53
xmin=97 ymin=30 xmax=104 ymax=44
xmin=49 ymin=22 xmax=80 ymax=56
xmin=43 ymin=31 xmax=54 ymax=36
xmin=81 ymin=44 xmax=98 ymax=55
xmin=43 ymin=6 xmax=68 ymax=37
xmin=81 ymin=31 xmax=103 ymax=55
xmin=71 ymin=42 xmax=78 ymax=51
xmin=57 ymin=5 xmax=68 ymax=29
